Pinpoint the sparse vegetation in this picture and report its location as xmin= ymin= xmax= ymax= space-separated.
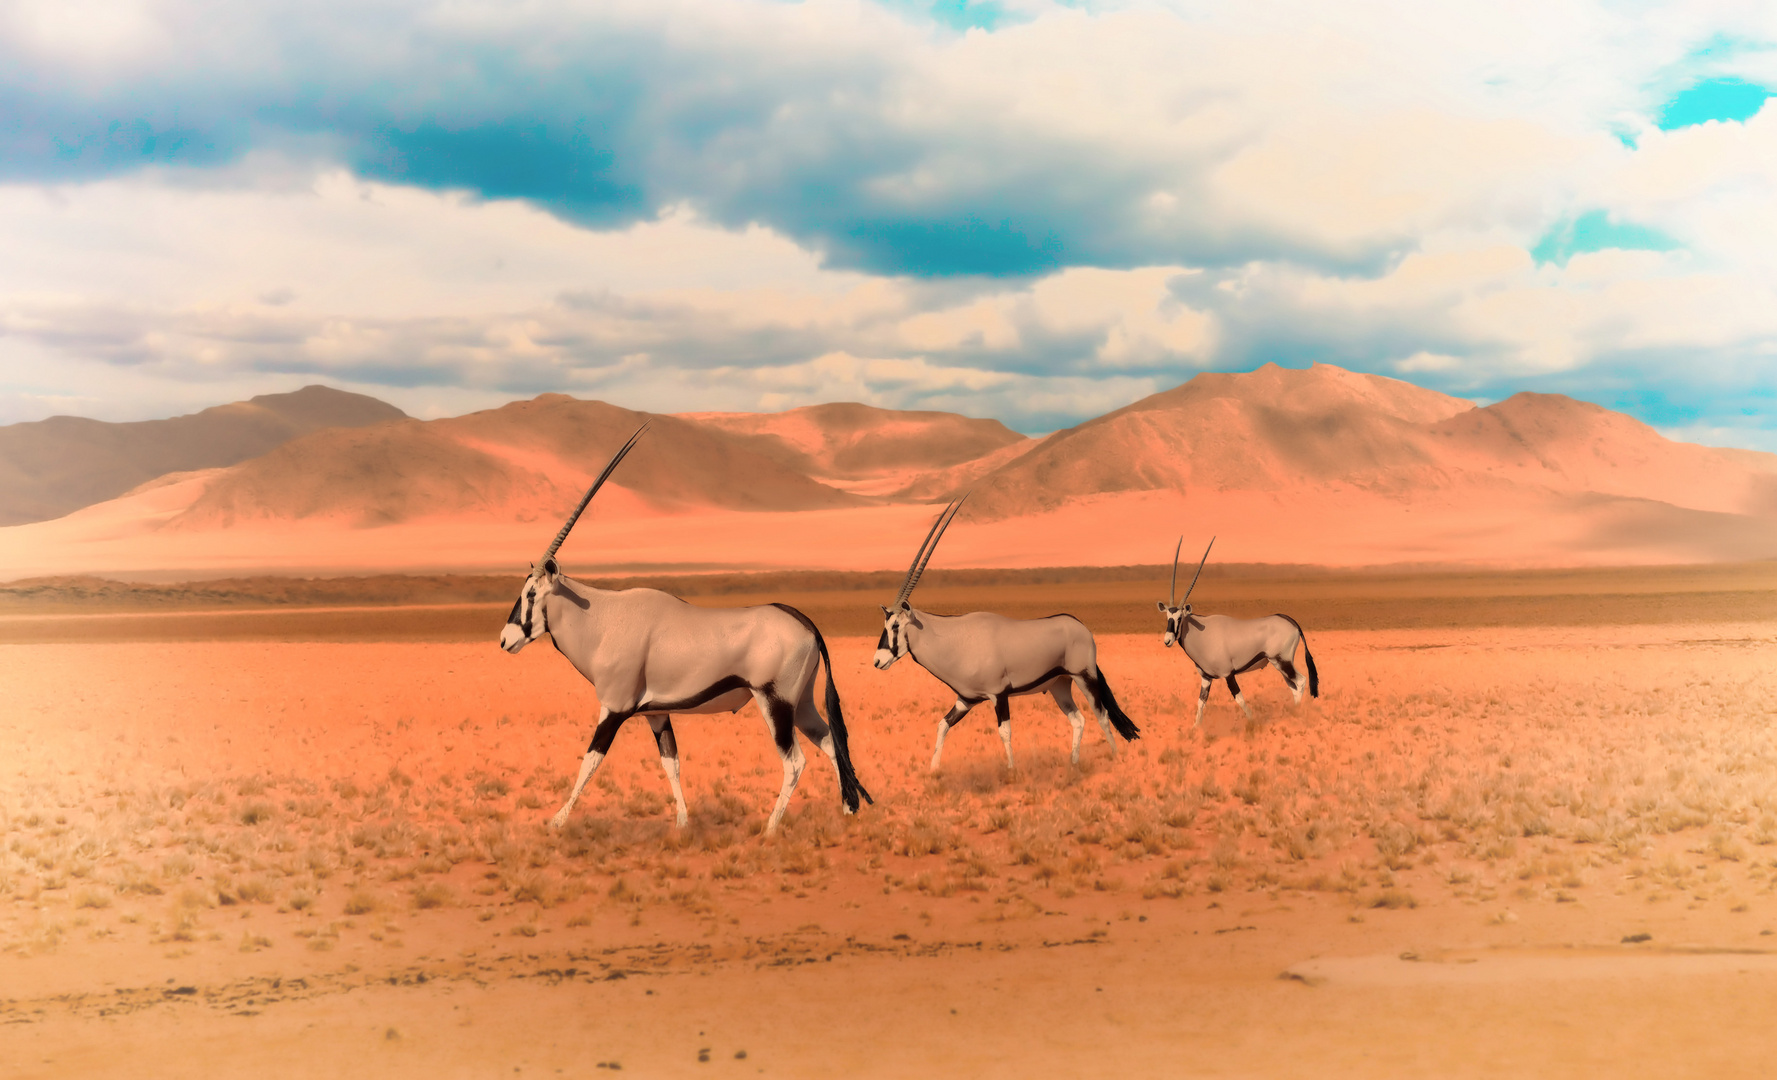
xmin=3 ymin=619 xmax=1776 ymax=962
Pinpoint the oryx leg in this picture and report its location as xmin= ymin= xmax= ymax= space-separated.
xmin=647 ymin=714 xmax=688 ymax=828
xmin=1050 ymin=683 xmax=1088 ymax=765
xmin=993 ymin=693 xmax=1014 ymax=771
xmin=1081 ymin=675 xmax=1119 ymax=758
xmin=757 ymin=689 xmax=806 ymax=836
xmin=1271 ymin=655 xmax=1304 ymax=705
xmin=1225 ymin=674 xmax=1253 ymax=719
xmin=1193 ymin=672 xmax=1212 ymax=729
xmin=930 ymin=698 xmax=977 ymax=773
xmin=791 ymin=694 xmax=847 ymax=810
xmin=551 ymin=707 xmax=628 ymax=830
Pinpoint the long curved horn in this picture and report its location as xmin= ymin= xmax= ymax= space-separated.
xmin=904 ymin=493 xmax=967 ymax=603
xmin=1167 ymin=535 xmax=1183 ymax=605
xmin=1180 ymin=536 xmax=1215 ymax=603
xmin=539 ymin=422 xmax=648 ymax=565
xmin=895 ymin=494 xmax=966 ymax=607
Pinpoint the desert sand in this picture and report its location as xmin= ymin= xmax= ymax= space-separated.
xmin=4 ymin=570 xmax=1777 ymax=1077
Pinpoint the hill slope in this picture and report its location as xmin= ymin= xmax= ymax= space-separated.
xmin=173 ymin=396 xmax=868 ymax=528
xmin=0 ymin=386 xmax=405 ymax=526
xmin=958 ymin=364 xmax=1777 ymax=523
xmin=681 ymin=402 xmax=1030 ymax=496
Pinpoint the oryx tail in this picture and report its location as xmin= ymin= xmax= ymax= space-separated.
xmin=1083 ymin=667 xmax=1140 ymax=741
xmin=1274 ymin=613 xmax=1320 ymax=698
xmin=771 ymin=603 xmax=874 ymax=812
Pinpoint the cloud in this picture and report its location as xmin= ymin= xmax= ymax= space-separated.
xmin=1 ymin=1 xmax=1775 ymax=448
xmin=4 ymin=0 xmax=1739 ymax=277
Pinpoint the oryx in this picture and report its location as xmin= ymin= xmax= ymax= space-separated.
xmin=1157 ymin=537 xmax=1320 ymax=728
xmin=500 ymin=426 xmax=872 ymax=834
xmin=873 ymin=498 xmax=1140 ymax=772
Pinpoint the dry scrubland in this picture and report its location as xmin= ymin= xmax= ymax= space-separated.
xmin=3 ymin=572 xmax=1777 ymax=1076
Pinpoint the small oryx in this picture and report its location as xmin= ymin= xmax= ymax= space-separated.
xmin=500 ymin=426 xmax=872 ymax=834
xmin=873 ymin=498 xmax=1140 ymax=771
xmin=1157 ymin=537 xmax=1320 ymax=728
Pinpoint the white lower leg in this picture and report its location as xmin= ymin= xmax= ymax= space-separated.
xmin=551 ymin=749 xmax=605 ymax=830
xmin=998 ymin=722 xmax=1014 ymax=771
xmin=1095 ymin=710 xmax=1118 ymax=757
xmin=659 ymin=755 xmax=688 ymax=828
xmin=931 ymin=719 xmax=952 ymax=772
xmin=765 ymin=744 xmax=806 ymax=835
xmin=1193 ymin=684 xmax=1210 ymax=729
xmin=1236 ymin=693 xmax=1253 ymax=719
xmin=1067 ymin=710 xmax=1085 ymax=764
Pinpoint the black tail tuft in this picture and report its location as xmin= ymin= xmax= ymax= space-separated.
xmin=1275 ymin=614 xmax=1320 ymax=699
xmin=1086 ymin=668 xmax=1141 ymax=741
xmin=774 ymin=604 xmax=872 ymax=811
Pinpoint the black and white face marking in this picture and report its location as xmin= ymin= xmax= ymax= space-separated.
xmin=1155 ymin=601 xmax=1191 ymax=647
xmin=873 ymin=604 xmax=914 ymax=670
xmin=499 ymin=561 xmax=555 ymax=653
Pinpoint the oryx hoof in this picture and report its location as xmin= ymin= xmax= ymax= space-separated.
xmin=548 ymin=810 xmax=570 ymax=832
xmin=674 ymin=813 xmax=689 ymax=829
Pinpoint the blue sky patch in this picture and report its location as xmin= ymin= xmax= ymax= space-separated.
xmin=1531 ymin=210 xmax=1677 ymax=266
xmin=1657 ymin=77 xmax=1772 ymax=130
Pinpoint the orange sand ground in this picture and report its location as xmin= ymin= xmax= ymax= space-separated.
xmin=7 ymin=481 xmax=1773 ymax=584
xmin=5 ymin=611 xmax=1777 ymax=1076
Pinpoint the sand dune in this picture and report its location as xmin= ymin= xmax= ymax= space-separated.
xmin=0 ymin=385 xmax=404 ymax=526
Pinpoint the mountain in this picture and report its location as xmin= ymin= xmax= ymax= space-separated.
xmin=680 ymin=402 xmax=1031 ymax=497
xmin=957 ymin=363 xmax=1777 ymax=523
xmin=3 ymin=366 xmax=1774 ymax=576
xmin=172 ymin=395 xmax=867 ymax=529
xmin=0 ymin=386 xmax=405 ymax=526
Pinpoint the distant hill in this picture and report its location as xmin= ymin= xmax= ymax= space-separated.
xmin=5 ymin=367 xmax=1774 ymax=576
xmin=957 ymin=363 xmax=1777 ymax=522
xmin=681 ymin=402 xmax=1030 ymax=497
xmin=172 ymin=395 xmax=868 ymax=528
xmin=0 ymin=386 xmax=405 ymax=526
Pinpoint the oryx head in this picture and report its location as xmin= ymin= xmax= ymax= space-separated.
xmin=1156 ymin=535 xmax=1214 ymax=647
xmin=874 ymin=496 xmax=965 ymax=670
xmin=500 ymin=424 xmax=647 ymax=654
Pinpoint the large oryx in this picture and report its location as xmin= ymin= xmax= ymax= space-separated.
xmin=500 ymin=426 xmax=871 ymax=834
xmin=1157 ymin=538 xmax=1320 ymax=728
xmin=873 ymin=498 xmax=1140 ymax=772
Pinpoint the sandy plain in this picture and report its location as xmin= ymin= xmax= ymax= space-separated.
xmin=3 ymin=569 xmax=1777 ymax=1078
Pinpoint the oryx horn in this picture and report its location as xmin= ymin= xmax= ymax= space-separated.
xmin=539 ymin=422 xmax=648 ymax=565
xmin=1181 ymin=535 xmax=1215 ymax=604
xmin=1167 ymin=535 xmax=1184 ymax=606
xmin=895 ymin=493 xmax=967 ymax=607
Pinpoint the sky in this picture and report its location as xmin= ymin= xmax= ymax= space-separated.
xmin=2 ymin=1 xmax=1776 ymax=447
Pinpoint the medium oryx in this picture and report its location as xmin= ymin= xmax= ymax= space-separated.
xmin=873 ymin=498 xmax=1140 ymax=771
xmin=1157 ymin=537 xmax=1320 ymax=728
xmin=500 ymin=426 xmax=872 ymax=834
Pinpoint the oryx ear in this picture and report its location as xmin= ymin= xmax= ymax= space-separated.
xmin=880 ymin=604 xmax=891 ymax=617
xmin=1183 ymin=603 xmax=1192 ymax=615
xmin=1156 ymin=600 xmax=1167 ymax=611
xmin=898 ymin=600 xmax=911 ymax=612
xmin=541 ymin=556 xmax=559 ymax=580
